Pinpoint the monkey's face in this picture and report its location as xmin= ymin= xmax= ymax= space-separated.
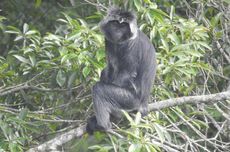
xmin=102 ymin=19 xmax=132 ymax=43
xmin=100 ymin=8 xmax=138 ymax=43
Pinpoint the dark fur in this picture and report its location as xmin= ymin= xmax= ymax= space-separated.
xmin=108 ymin=7 xmax=136 ymax=21
xmin=86 ymin=7 xmax=156 ymax=134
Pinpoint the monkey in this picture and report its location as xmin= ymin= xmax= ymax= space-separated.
xmin=86 ymin=7 xmax=156 ymax=134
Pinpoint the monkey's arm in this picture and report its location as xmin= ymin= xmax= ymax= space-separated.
xmin=134 ymin=44 xmax=156 ymax=115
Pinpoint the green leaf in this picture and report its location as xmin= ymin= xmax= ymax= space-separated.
xmin=194 ymin=119 xmax=209 ymax=129
xmin=150 ymin=27 xmax=156 ymax=40
xmin=223 ymin=0 xmax=230 ymax=4
xmin=134 ymin=112 xmax=141 ymax=125
xmin=162 ymin=66 xmax=171 ymax=75
xmin=0 ymin=16 xmax=6 ymax=22
xmin=153 ymin=123 xmax=165 ymax=143
xmin=67 ymin=71 xmax=77 ymax=88
xmin=143 ymin=0 xmax=152 ymax=4
xmin=128 ymin=144 xmax=142 ymax=152
xmin=145 ymin=145 xmax=158 ymax=152
xmin=61 ymin=53 xmax=78 ymax=64
xmin=18 ymin=108 xmax=28 ymax=120
xmin=25 ymin=30 xmax=37 ymax=35
xmin=139 ymin=23 xmax=147 ymax=31
xmin=149 ymin=9 xmax=169 ymax=23
xmin=62 ymin=13 xmax=72 ymax=23
xmin=13 ymin=55 xmax=31 ymax=65
xmin=56 ymin=70 xmax=66 ymax=87
xmin=57 ymin=18 xmax=68 ymax=24
xmin=161 ymin=39 xmax=169 ymax=52
xmin=134 ymin=0 xmax=142 ymax=11
xmin=88 ymin=145 xmax=101 ymax=150
xmin=29 ymin=55 xmax=36 ymax=67
xmin=82 ymin=66 xmax=90 ymax=78
xmin=67 ymin=30 xmax=81 ymax=41
xmin=23 ymin=23 xmax=29 ymax=33
xmin=88 ymin=145 xmax=113 ymax=151
xmin=96 ymin=49 xmax=105 ymax=61
xmin=197 ymin=41 xmax=212 ymax=51
xmin=186 ymin=50 xmax=203 ymax=57
xmin=0 ymin=56 xmax=6 ymax=61
xmin=146 ymin=11 xmax=154 ymax=25
xmin=123 ymin=110 xmax=134 ymax=125
xmin=35 ymin=0 xmax=42 ymax=7
xmin=93 ymin=34 xmax=103 ymax=44
xmin=77 ymin=18 xmax=88 ymax=27
xmin=14 ymin=36 xmax=24 ymax=41
xmin=9 ymin=143 xmax=18 ymax=152
xmin=5 ymin=30 xmax=20 ymax=34
xmin=6 ymin=26 xmax=20 ymax=33
xmin=170 ymin=5 xmax=174 ymax=20
xmin=167 ymin=33 xmax=180 ymax=45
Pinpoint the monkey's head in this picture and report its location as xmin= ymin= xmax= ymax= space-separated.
xmin=100 ymin=7 xmax=138 ymax=43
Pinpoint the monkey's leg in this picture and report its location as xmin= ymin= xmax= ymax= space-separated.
xmin=92 ymin=82 xmax=139 ymax=130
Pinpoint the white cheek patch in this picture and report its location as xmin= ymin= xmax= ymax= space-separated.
xmin=129 ymin=22 xmax=138 ymax=40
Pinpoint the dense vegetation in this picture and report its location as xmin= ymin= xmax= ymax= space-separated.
xmin=0 ymin=0 xmax=229 ymax=151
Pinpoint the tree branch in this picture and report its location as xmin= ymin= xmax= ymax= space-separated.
xmin=27 ymin=91 xmax=230 ymax=151
xmin=0 ymin=84 xmax=81 ymax=96
xmin=27 ymin=125 xmax=86 ymax=152
xmin=149 ymin=91 xmax=230 ymax=111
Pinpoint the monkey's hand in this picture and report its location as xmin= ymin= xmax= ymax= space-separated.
xmin=112 ymin=71 xmax=137 ymax=92
xmin=100 ymin=68 xmax=110 ymax=83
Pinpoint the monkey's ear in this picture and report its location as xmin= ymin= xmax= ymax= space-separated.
xmin=127 ymin=10 xmax=137 ymax=20
xmin=131 ymin=10 xmax=137 ymax=18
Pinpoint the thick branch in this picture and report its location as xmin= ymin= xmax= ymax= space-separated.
xmin=27 ymin=125 xmax=86 ymax=152
xmin=149 ymin=91 xmax=230 ymax=111
xmin=27 ymin=91 xmax=230 ymax=151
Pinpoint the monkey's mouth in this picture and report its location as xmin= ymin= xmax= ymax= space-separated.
xmin=106 ymin=31 xmax=123 ymax=42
